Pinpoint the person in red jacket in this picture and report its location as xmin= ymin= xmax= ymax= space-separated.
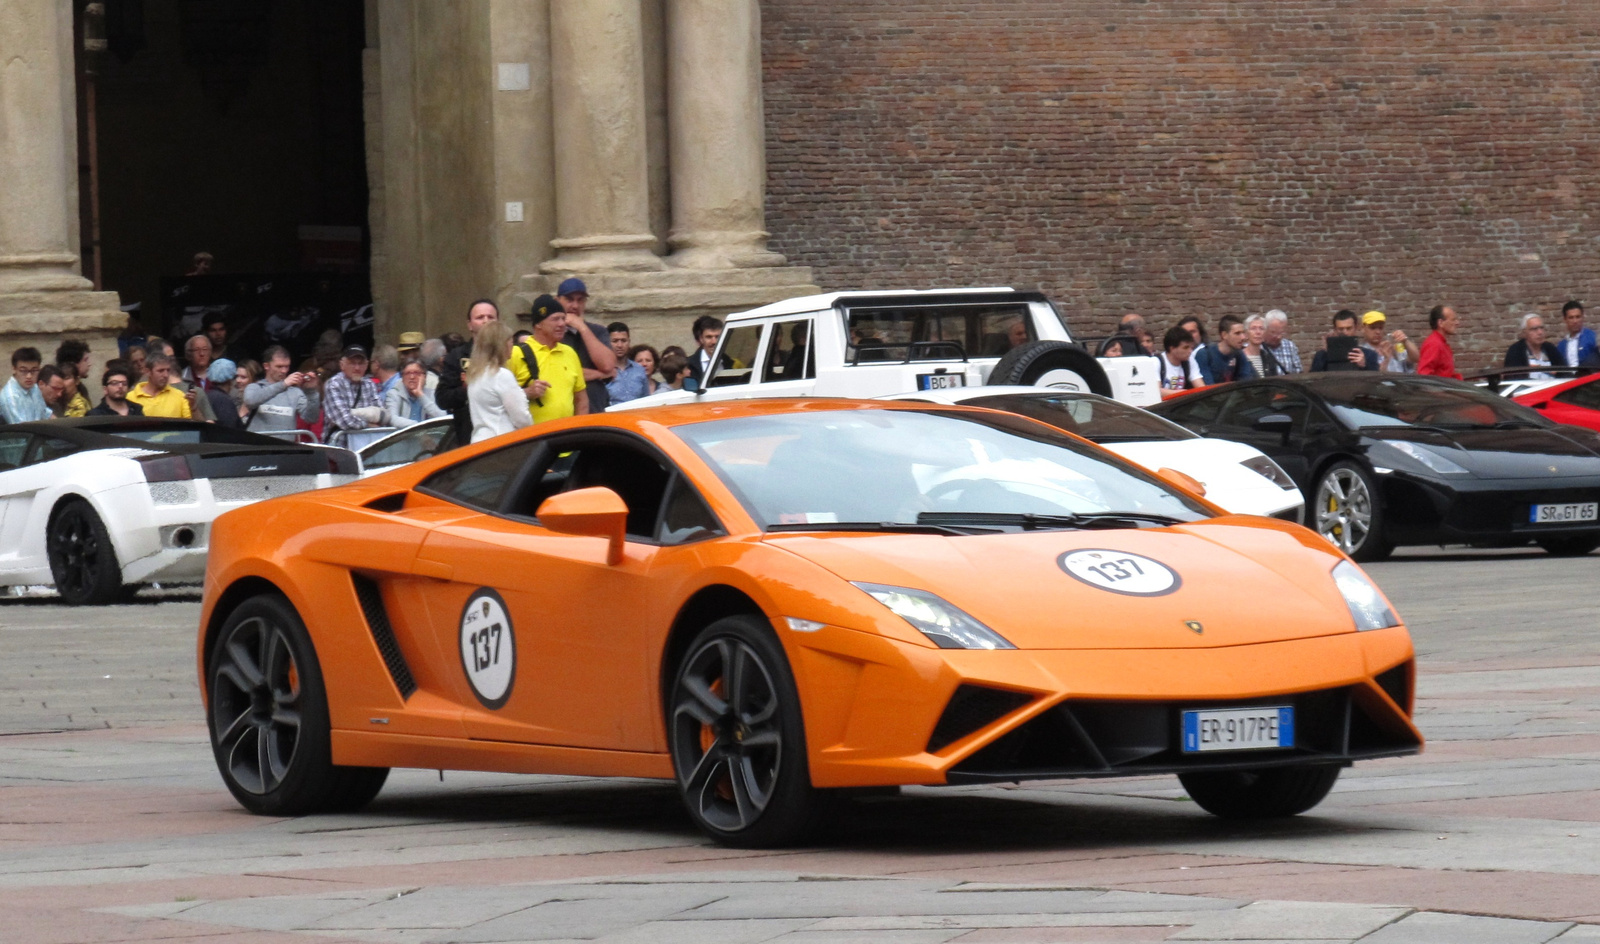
xmin=1418 ymin=305 xmax=1463 ymax=379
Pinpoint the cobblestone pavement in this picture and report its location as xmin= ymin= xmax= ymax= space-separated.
xmin=2 ymin=547 xmax=1598 ymax=943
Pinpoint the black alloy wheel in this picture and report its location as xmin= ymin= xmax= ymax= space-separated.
xmin=46 ymin=500 xmax=124 ymax=606
xmin=1313 ymin=461 xmax=1393 ymax=562
xmin=1537 ymin=534 xmax=1600 ymax=557
xmin=1178 ymin=765 xmax=1343 ymax=819
xmin=208 ymin=594 xmax=388 ymax=816
xmin=669 ymin=615 xmax=823 ymax=847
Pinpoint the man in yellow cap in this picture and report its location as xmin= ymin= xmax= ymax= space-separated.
xmin=1361 ymin=311 xmax=1418 ymax=373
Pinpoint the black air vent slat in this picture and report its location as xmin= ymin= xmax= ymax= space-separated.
xmin=927 ymin=685 xmax=1033 ymax=753
xmin=351 ymin=574 xmax=417 ymax=699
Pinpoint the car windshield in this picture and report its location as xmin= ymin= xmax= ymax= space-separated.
xmin=962 ymin=393 xmax=1197 ymax=443
xmin=673 ymin=408 xmax=1211 ymax=532
xmin=1316 ymin=376 xmax=1551 ymax=430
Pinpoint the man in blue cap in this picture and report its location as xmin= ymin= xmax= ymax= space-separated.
xmin=552 ymin=278 xmax=619 ymax=412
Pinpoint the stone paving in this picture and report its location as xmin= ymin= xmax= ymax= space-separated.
xmin=2 ymin=548 xmax=1598 ymax=943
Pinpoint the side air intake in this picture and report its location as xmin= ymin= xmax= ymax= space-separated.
xmin=927 ymin=685 xmax=1034 ymax=753
xmin=351 ymin=574 xmax=417 ymax=699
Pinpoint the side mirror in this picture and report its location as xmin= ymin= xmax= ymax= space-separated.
xmin=535 ymin=486 xmax=628 ymax=565
xmin=1156 ymin=466 xmax=1207 ymax=497
xmin=682 ymin=376 xmax=701 ymax=394
xmin=1254 ymin=413 xmax=1293 ymax=432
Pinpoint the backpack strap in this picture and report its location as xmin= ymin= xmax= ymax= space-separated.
xmin=517 ymin=341 xmax=543 ymax=406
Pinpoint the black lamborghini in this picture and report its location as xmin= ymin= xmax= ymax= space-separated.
xmin=1149 ymin=373 xmax=1600 ymax=560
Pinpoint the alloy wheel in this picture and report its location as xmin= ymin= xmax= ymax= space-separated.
xmin=671 ymin=637 xmax=784 ymax=833
xmin=211 ymin=616 xmax=303 ymax=795
xmin=1315 ymin=468 xmax=1372 ymax=554
xmin=51 ymin=510 xmax=99 ymax=599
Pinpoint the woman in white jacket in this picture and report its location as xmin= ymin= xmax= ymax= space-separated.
xmin=465 ymin=320 xmax=533 ymax=442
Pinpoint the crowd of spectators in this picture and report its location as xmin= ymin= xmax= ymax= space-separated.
xmin=6 ymin=291 xmax=1600 ymax=439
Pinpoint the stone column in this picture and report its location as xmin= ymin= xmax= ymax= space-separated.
xmin=0 ymin=0 xmax=121 ymax=355
xmin=664 ymin=0 xmax=785 ymax=268
xmin=542 ymin=0 xmax=663 ymax=272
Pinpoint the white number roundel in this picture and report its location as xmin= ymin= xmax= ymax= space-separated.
xmin=1058 ymin=549 xmax=1181 ymax=596
xmin=459 ymin=589 xmax=515 ymax=709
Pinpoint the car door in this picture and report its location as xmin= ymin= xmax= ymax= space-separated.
xmin=0 ymin=434 xmax=79 ymax=579
xmin=0 ymin=432 xmax=36 ymax=572
xmin=1206 ymin=384 xmax=1316 ymax=485
xmin=756 ymin=318 xmax=817 ymax=394
xmin=413 ymin=431 xmax=720 ymax=751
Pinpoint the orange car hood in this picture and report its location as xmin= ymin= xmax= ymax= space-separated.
xmin=764 ymin=521 xmax=1360 ymax=650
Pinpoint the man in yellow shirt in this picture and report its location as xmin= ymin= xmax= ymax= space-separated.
xmin=508 ymin=294 xmax=588 ymax=423
xmin=126 ymin=354 xmax=193 ymax=418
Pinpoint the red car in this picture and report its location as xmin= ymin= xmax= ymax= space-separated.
xmin=1514 ymin=373 xmax=1600 ymax=432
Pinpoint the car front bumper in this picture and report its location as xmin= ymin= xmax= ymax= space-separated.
xmin=785 ymin=621 xmax=1420 ymax=788
xmin=1377 ymin=470 xmax=1600 ymax=546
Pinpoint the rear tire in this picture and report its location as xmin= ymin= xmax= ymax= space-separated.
xmin=207 ymin=593 xmax=389 ymax=816
xmin=1537 ymin=534 xmax=1600 ymax=557
xmin=668 ymin=615 xmax=824 ymax=847
xmin=1179 ymin=765 xmax=1342 ymax=819
xmin=46 ymin=500 xmax=124 ymax=606
xmin=990 ymin=341 xmax=1113 ymax=396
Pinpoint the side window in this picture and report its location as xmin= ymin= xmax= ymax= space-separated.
xmin=1555 ymin=381 xmax=1600 ymax=411
xmin=656 ymin=475 xmax=724 ymax=545
xmin=27 ymin=437 xmax=78 ymax=464
xmin=1217 ymin=386 xmax=1309 ymax=433
xmin=0 ymin=434 xmax=30 ymax=472
xmin=1159 ymin=392 xmax=1227 ymax=429
xmin=762 ymin=319 xmax=815 ymax=383
xmin=418 ymin=441 xmax=540 ymax=513
xmin=707 ymin=324 xmax=765 ymax=388
xmin=512 ymin=439 xmax=673 ymax=539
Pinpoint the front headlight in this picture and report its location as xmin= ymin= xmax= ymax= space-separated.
xmin=851 ymin=582 xmax=1016 ymax=650
xmin=1385 ymin=440 xmax=1469 ymax=475
xmin=1332 ymin=560 xmax=1400 ymax=631
xmin=1240 ymin=455 xmax=1297 ymax=490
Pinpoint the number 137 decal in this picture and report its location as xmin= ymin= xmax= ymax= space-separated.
xmin=459 ymin=588 xmax=516 ymax=709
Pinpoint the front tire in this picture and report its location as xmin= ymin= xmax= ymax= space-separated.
xmin=207 ymin=594 xmax=388 ymax=816
xmin=1313 ymin=461 xmax=1393 ymax=562
xmin=1179 ymin=765 xmax=1342 ymax=819
xmin=46 ymin=500 xmax=124 ymax=606
xmin=1537 ymin=534 xmax=1600 ymax=557
xmin=989 ymin=341 xmax=1113 ymax=396
xmin=668 ymin=615 xmax=822 ymax=847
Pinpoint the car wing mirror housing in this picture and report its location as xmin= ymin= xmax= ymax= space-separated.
xmin=1254 ymin=412 xmax=1295 ymax=443
xmin=682 ymin=376 xmax=701 ymax=394
xmin=1156 ymin=466 xmax=1207 ymax=497
xmin=536 ymin=486 xmax=628 ymax=564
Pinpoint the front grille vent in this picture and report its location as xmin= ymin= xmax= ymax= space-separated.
xmin=351 ymin=574 xmax=417 ymax=699
xmin=927 ymin=685 xmax=1033 ymax=753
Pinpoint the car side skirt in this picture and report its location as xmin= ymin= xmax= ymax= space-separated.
xmin=331 ymin=730 xmax=674 ymax=780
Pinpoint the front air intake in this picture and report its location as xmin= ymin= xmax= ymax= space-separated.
xmin=351 ymin=574 xmax=417 ymax=699
xmin=927 ymin=685 xmax=1034 ymax=753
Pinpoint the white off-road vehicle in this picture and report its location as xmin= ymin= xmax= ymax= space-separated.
xmin=615 ymin=288 xmax=1160 ymax=409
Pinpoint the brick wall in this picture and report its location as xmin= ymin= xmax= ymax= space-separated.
xmin=761 ymin=0 xmax=1600 ymax=372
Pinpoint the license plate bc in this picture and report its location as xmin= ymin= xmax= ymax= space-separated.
xmin=916 ymin=372 xmax=966 ymax=390
xmin=1182 ymin=706 xmax=1294 ymax=753
xmin=1529 ymin=502 xmax=1599 ymax=524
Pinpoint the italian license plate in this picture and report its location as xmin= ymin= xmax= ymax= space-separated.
xmin=916 ymin=372 xmax=966 ymax=390
xmin=1182 ymin=706 xmax=1294 ymax=753
xmin=1529 ymin=502 xmax=1598 ymax=524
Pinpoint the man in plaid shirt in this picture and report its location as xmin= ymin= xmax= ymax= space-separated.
xmin=322 ymin=345 xmax=389 ymax=445
xmin=1261 ymin=309 xmax=1303 ymax=374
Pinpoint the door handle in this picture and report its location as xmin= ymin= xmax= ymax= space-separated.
xmin=413 ymin=558 xmax=453 ymax=581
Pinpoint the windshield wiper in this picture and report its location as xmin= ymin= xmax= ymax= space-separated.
xmin=765 ymin=521 xmax=985 ymax=536
xmin=918 ymin=511 xmax=1185 ymax=531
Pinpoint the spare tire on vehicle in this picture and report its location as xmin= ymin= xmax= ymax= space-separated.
xmin=988 ymin=341 xmax=1112 ymax=396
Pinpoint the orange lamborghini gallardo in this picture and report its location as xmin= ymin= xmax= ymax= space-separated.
xmin=198 ymin=400 xmax=1421 ymax=846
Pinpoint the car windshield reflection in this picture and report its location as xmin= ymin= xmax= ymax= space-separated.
xmin=674 ymin=408 xmax=1211 ymax=532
